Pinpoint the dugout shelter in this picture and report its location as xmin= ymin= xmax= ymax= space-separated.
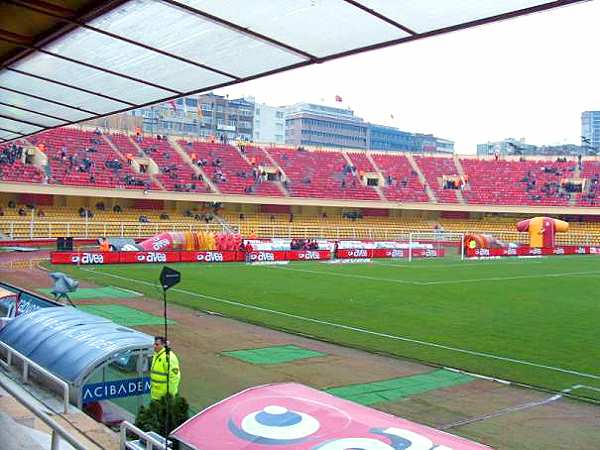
xmin=0 ymin=306 xmax=154 ymax=421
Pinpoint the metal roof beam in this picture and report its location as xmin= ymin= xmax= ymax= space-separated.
xmin=0 ymin=35 xmax=183 ymax=95
xmin=164 ymin=0 xmax=317 ymax=61
xmin=0 ymin=126 xmax=24 ymax=136
xmin=0 ymin=101 xmax=71 ymax=122
xmin=1 ymin=0 xmax=130 ymax=69
xmin=0 ymin=86 xmax=99 ymax=115
xmin=341 ymin=0 xmax=418 ymax=35
xmin=5 ymin=0 xmax=241 ymax=80
xmin=5 ymin=67 xmax=136 ymax=107
xmin=0 ymin=112 xmax=50 ymax=129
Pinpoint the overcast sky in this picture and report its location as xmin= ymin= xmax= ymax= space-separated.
xmin=215 ymin=1 xmax=600 ymax=154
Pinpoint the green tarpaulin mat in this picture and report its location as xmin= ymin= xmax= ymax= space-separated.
xmin=38 ymin=286 xmax=140 ymax=300
xmin=325 ymin=369 xmax=474 ymax=405
xmin=222 ymin=345 xmax=326 ymax=365
xmin=78 ymin=304 xmax=175 ymax=327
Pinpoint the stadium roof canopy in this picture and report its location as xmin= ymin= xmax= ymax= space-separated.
xmin=0 ymin=0 xmax=589 ymax=143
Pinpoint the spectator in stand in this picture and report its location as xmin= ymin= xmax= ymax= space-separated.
xmin=244 ymin=241 xmax=254 ymax=263
xmin=18 ymin=208 xmax=26 ymax=216
xmin=37 ymin=209 xmax=45 ymax=218
xmin=113 ymin=204 xmax=122 ymax=213
xmin=99 ymin=237 xmax=110 ymax=252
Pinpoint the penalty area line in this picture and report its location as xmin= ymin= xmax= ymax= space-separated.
xmin=80 ymin=268 xmax=600 ymax=382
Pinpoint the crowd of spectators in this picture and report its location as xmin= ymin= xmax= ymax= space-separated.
xmin=290 ymin=238 xmax=319 ymax=250
xmin=0 ymin=144 xmax=23 ymax=165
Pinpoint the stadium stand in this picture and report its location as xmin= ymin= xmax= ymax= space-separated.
xmin=2 ymin=127 xmax=600 ymax=211
xmin=414 ymin=156 xmax=460 ymax=204
xmin=371 ymin=153 xmax=429 ymax=202
xmin=460 ymin=158 xmax=577 ymax=207
xmin=0 ymin=143 xmax=44 ymax=184
xmin=29 ymin=128 xmax=156 ymax=190
xmin=268 ymin=147 xmax=380 ymax=200
xmin=180 ymin=140 xmax=283 ymax=196
xmin=138 ymin=136 xmax=208 ymax=193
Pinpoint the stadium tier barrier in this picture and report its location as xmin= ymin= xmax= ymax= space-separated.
xmin=5 ymin=219 xmax=600 ymax=245
xmin=49 ymin=248 xmax=452 ymax=265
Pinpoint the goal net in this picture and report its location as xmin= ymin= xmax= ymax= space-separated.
xmin=407 ymin=232 xmax=465 ymax=262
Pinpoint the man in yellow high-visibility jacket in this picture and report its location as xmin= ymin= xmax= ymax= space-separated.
xmin=150 ymin=336 xmax=181 ymax=401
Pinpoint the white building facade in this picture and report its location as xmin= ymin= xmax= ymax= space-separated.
xmin=253 ymin=102 xmax=286 ymax=145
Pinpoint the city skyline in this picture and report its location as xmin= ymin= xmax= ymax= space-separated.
xmin=213 ymin=0 xmax=600 ymax=154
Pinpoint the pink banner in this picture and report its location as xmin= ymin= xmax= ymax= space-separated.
xmin=466 ymin=245 xmax=598 ymax=258
xmin=172 ymin=383 xmax=493 ymax=450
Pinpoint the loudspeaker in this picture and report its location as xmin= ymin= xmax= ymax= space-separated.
xmin=57 ymin=237 xmax=73 ymax=251
xmin=160 ymin=266 xmax=181 ymax=291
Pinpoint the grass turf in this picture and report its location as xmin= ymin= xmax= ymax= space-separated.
xmin=78 ymin=304 xmax=175 ymax=327
xmin=38 ymin=286 xmax=140 ymax=300
xmin=325 ymin=369 xmax=474 ymax=405
xmin=221 ymin=344 xmax=326 ymax=365
xmin=51 ymin=255 xmax=600 ymax=402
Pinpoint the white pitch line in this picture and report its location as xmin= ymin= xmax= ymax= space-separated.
xmin=441 ymin=394 xmax=563 ymax=430
xmin=371 ymin=260 xmax=542 ymax=269
xmin=80 ymin=268 xmax=600 ymax=382
xmin=268 ymin=265 xmax=420 ymax=285
xmin=269 ymin=265 xmax=600 ymax=287
xmin=421 ymin=270 xmax=600 ymax=285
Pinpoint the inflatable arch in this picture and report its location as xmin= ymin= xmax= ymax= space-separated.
xmin=516 ymin=217 xmax=568 ymax=248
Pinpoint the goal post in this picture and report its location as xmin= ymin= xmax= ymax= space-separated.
xmin=408 ymin=232 xmax=465 ymax=262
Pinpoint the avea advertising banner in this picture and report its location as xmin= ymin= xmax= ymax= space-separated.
xmin=336 ymin=248 xmax=445 ymax=259
xmin=466 ymin=246 xmax=597 ymax=258
xmin=171 ymin=383 xmax=493 ymax=450
xmin=82 ymin=377 xmax=150 ymax=403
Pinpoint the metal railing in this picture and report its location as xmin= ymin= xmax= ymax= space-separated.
xmin=0 ymin=220 xmax=226 ymax=240
xmin=120 ymin=421 xmax=170 ymax=450
xmin=0 ymin=375 xmax=86 ymax=450
xmin=1 ymin=219 xmax=600 ymax=245
xmin=0 ymin=341 xmax=69 ymax=414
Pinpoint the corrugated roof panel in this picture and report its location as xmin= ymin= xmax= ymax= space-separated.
xmin=358 ymin=0 xmax=558 ymax=33
xmin=0 ymin=0 xmax=587 ymax=142
xmin=167 ymin=0 xmax=410 ymax=57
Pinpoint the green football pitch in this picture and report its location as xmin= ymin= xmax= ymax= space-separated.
xmin=54 ymin=255 xmax=600 ymax=402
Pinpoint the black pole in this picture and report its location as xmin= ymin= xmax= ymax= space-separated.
xmin=158 ymin=266 xmax=180 ymax=448
xmin=163 ymin=287 xmax=170 ymax=448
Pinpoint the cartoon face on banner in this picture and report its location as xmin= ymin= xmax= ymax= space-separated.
xmin=172 ymin=384 xmax=492 ymax=450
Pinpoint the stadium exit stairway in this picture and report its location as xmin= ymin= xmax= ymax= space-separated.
xmin=405 ymin=154 xmax=437 ymax=203
xmin=0 ymin=410 xmax=46 ymax=450
xmin=0 ymin=370 xmax=119 ymax=450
